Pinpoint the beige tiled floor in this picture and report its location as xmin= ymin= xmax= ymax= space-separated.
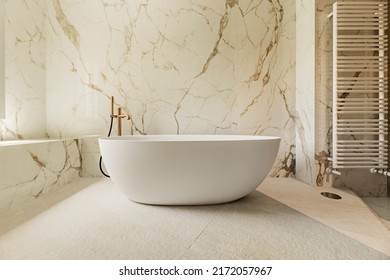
xmin=380 ymin=219 xmax=390 ymax=231
xmin=0 ymin=178 xmax=389 ymax=260
xmin=259 ymin=179 xmax=390 ymax=256
xmin=363 ymin=197 xmax=390 ymax=222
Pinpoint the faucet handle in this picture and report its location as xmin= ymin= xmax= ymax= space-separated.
xmin=111 ymin=96 xmax=115 ymax=117
xmin=117 ymin=107 xmax=130 ymax=119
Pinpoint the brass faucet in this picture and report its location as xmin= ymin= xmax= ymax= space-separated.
xmin=110 ymin=96 xmax=130 ymax=136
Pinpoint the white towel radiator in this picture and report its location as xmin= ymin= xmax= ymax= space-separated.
xmin=329 ymin=1 xmax=388 ymax=175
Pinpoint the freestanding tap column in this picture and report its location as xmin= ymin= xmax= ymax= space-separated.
xmin=110 ymin=96 xmax=129 ymax=136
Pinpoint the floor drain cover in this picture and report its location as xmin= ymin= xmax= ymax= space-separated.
xmin=321 ymin=192 xmax=342 ymax=200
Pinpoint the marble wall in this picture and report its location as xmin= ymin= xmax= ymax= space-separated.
xmin=0 ymin=0 xmax=46 ymax=140
xmin=0 ymin=139 xmax=81 ymax=211
xmin=0 ymin=0 xmax=297 ymax=177
xmin=0 ymin=0 xmax=4 ymax=119
xmin=45 ymin=0 xmax=296 ymax=177
xmin=295 ymin=0 xmax=316 ymax=186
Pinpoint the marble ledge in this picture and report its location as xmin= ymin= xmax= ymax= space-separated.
xmin=0 ymin=138 xmax=73 ymax=146
xmin=0 ymin=136 xmax=102 ymax=212
xmin=0 ymin=135 xmax=100 ymax=146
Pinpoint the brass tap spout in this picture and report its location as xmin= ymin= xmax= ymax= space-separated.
xmin=110 ymin=96 xmax=130 ymax=136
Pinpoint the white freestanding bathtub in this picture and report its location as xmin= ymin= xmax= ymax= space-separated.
xmin=99 ymin=135 xmax=280 ymax=205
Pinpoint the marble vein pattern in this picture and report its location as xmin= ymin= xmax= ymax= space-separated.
xmin=0 ymin=0 xmax=46 ymax=140
xmin=295 ymin=0 xmax=315 ymax=185
xmin=45 ymin=0 xmax=296 ymax=177
xmin=80 ymin=136 xmax=103 ymax=177
xmin=0 ymin=139 xmax=81 ymax=212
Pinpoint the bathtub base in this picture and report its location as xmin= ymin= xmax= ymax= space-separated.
xmin=124 ymin=191 xmax=251 ymax=206
xmin=128 ymin=195 xmax=248 ymax=206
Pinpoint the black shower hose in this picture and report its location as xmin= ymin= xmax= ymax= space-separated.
xmin=99 ymin=116 xmax=114 ymax=178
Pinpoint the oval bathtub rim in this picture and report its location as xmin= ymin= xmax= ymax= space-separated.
xmin=99 ymin=135 xmax=281 ymax=143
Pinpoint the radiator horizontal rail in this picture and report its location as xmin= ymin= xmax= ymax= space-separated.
xmin=337 ymin=19 xmax=387 ymax=23
xmin=337 ymin=87 xmax=388 ymax=91
xmin=337 ymin=149 xmax=387 ymax=152
xmin=336 ymin=106 xmax=388 ymax=110
xmin=337 ymin=87 xmax=388 ymax=90
xmin=337 ymin=22 xmax=387 ymax=25
xmin=337 ymin=119 xmax=388 ymax=122
xmin=336 ymin=100 xmax=388 ymax=103
xmin=337 ymin=132 xmax=388 ymax=135
xmin=338 ymin=64 xmax=387 ymax=67
xmin=338 ymin=2 xmax=388 ymax=4
xmin=335 ymin=165 xmax=388 ymax=168
xmin=337 ymin=86 xmax=388 ymax=90
xmin=338 ymin=58 xmax=388 ymax=61
xmin=336 ymin=122 xmax=388 ymax=124
xmin=337 ymin=140 xmax=388 ymax=143
xmin=337 ymin=25 xmax=388 ymax=29
xmin=337 ymin=85 xmax=388 ymax=88
xmin=337 ymin=104 xmax=388 ymax=107
xmin=337 ymin=126 xmax=387 ymax=129
xmin=337 ymin=8 xmax=387 ymax=11
xmin=336 ymin=91 xmax=387 ymax=94
xmin=337 ymin=159 xmax=388 ymax=163
xmin=338 ymin=3 xmax=388 ymax=5
xmin=336 ymin=122 xmax=388 ymax=125
xmin=337 ymin=122 xmax=388 ymax=125
xmin=336 ymin=159 xmax=388 ymax=162
xmin=338 ymin=63 xmax=387 ymax=67
xmin=337 ymin=56 xmax=388 ymax=59
xmin=337 ymin=127 xmax=388 ymax=130
xmin=337 ymin=153 xmax=387 ymax=156
xmin=337 ymin=107 xmax=387 ymax=110
xmin=337 ymin=78 xmax=388 ymax=81
xmin=335 ymin=162 xmax=388 ymax=165
xmin=337 ymin=154 xmax=388 ymax=158
xmin=337 ymin=47 xmax=388 ymax=52
xmin=336 ymin=103 xmax=388 ymax=106
xmin=338 ymin=61 xmax=388 ymax=64
xmin=337 ymin=88 xmax=385 ymax=94
xmin=338 ymin=151 xmax=387 ymax=154
xmin=337 ymin=111 xmax=387 ymax=114
xmin=337 ymin=26 xmax=387 ymax=29
xmin=337 ymin=106 xmax=387 ymax=109
xmin=336 ymin=98 xmax=388 ymax=101
xmin=336 ymin=146 xmax=387 ymax=150
xmin=333 ymin=165 xmax=387 ymax=169
xmin=337 ymin=40 xmax=388 ymax=43
xmin=337 ymin=36 xmax=388 ymax=39
xmin=336 ymin=157 xmax=388 ymax=160
xmin=339 ymin=20 xmax=388 ymax=23
xmin=338 ymin=49 xmax=387 ymax=51
xmin=337 ymin=50 xmax=388 ymax=53
xmin=337 ymin=65 xmax=388 ymax=68
xmin=336 ymin=160 xmax=388 ymax=163
xmin=336 ymin=145 xmax=388 ymax=148
xmin=337 ymin=10 xmax=387 ymax=14
xmin=337 ymin=47 xmax=387 ymax=50
xmin=337 ymin=9 xmax=387 ymax=12
xmin=337 ymin=102 xmax=388 ymax=105
xmin=337 ymin=141 xmax=388 ymax=144
xmin=337 ymin=77 xmax=388 ymax=81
